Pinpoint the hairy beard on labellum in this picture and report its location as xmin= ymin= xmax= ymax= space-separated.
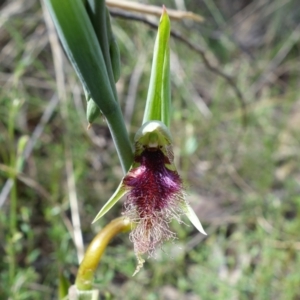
xmin=123 ymin=147 xmax=186 ymax=257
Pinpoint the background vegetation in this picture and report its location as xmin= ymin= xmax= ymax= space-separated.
xmin=1 ymin=0 xmax=300 ymax=299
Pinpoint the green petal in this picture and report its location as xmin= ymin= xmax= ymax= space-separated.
xmin=134 ymin=121 xmax=176 ymax=169
xmin=185 ymin=204 xmax=207 ymax=235
xmin=92 ymin=181 xmax=128 ymax=223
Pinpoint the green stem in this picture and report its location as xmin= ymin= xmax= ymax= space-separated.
xmin=75 ymin=217 xmax=132 ymax=291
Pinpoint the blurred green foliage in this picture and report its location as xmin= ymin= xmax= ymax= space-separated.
xmin=1 ymin=0 xmax=300 ymax=299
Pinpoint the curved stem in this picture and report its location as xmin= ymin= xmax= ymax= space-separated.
xmin=75 ymin=217 xmax=132 ymax=291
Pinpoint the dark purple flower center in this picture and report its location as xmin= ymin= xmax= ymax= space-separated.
xmin=123 ymin=148 xmax=185 ymax=256
xmin=124 ymin=148 xmax=181 ymax=217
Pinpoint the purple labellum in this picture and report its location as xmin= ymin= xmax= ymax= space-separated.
xmin=123 ymin=148 xmax=186 ymax=257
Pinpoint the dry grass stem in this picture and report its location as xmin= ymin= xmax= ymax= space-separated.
xmin=106 ymin=0 xmax=204 ymax=22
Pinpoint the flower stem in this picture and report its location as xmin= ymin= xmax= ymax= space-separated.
xmin=75 ymin=217 xmax=132 ymax=291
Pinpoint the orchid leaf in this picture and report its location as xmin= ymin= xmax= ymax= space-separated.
xmin=44 ymin=0 xmax=115 ymax=113
xmin=185 ymin=204 xmax=207 ymax=235
xmin=143 ymin=7 xmax=171 ymax=126
xmin=92 ymin=181 xmax=127 ymax=223
xmin=45 ymin=0 xmax=133 ymax=172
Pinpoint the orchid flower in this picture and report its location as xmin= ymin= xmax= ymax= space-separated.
xmin=93 ymin=121 xmax=206 ymax=274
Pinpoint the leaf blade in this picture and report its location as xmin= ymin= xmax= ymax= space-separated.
xmin=45 ymin=0 xmax=133 ymax=172
xmin=44 ymin=0 xmax=115 ymax=115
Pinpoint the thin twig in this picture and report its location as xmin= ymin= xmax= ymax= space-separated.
xmin=249 ymin=23 xmax=300 ymax=95
xmin=109 ymin=9 xmax=247 ymax=126
xmin=106 ymin=0 xmax=204 ymax=22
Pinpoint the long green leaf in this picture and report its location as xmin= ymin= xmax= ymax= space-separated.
xmin=45 ymin=0 xmax=114 ymax=114
xmin=143 ymin=7 xmax=171 ymax=126
xmin=44 ymin=0 xmax=133 ymax=172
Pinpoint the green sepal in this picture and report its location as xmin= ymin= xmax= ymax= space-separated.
xmin=143 ymin=7 xmax=171 ymax=126
xmin=92 ymin=181 xmax=128 ymax=223
xmin=185 ymin=204 xmax=207 ymax=235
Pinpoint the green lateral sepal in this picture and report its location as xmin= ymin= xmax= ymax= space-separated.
xmin=92 ymin=180 xmax=128 ymax=223
xmin=185 ymin=204 xmax=207 ymax=235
